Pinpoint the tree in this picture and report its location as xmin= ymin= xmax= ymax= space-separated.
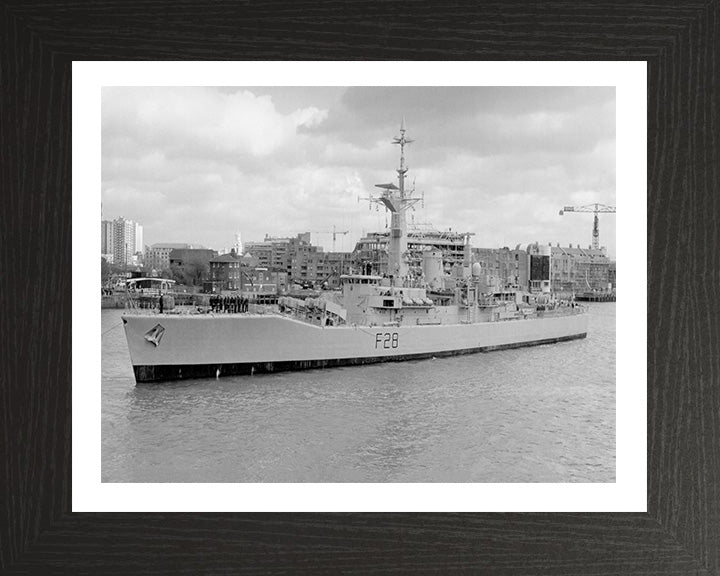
xmin=101 ymin=257 xmax=111 ymax=287
xmin=184 ymin=257 xmax=209 ymax=287
xmin=169 ymin=264 xmax=186 ymax=285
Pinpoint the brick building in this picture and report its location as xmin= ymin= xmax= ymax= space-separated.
xmin=168 ymin=248 xmax=216 ymax=268
xmin=208 ymin=253 xmax=243 ymax=291
xmin=473 ymin=243 xmax=615 ymax=293
xmin=144 ymin=243 xmax=190 ymax=272
xmin=244 ymin=233 xmax=312 ymax=274
xmin=207 ymin=252 xmax=288 ymax=294
xmin=549 ymin=244 xmax=613 ymax=292
xmin=290 ymin=248 xmax=354 ymax=288
xmin=244 ymin=232 xmax=352 ymax=287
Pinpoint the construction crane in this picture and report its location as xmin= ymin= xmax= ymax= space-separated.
xmin=310 ymin=225 xmax=349 ymax=251
xmin=559 ymin=203 xmax=616 ymax=250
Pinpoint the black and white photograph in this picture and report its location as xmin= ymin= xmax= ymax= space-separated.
xmin=101 ymin=85 xmax=617 ymax=483
xmin=6 ymin=0 xmax=718 ymax=571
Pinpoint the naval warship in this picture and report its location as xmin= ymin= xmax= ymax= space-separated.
xmin=122 ymin=123 xmax=588 ymax=383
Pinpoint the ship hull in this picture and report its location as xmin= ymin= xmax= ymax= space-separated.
xmin=123 ymin=312 xmax=588 ymax=383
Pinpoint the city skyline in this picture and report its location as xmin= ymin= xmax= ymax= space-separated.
xmin=102 ymin=86 xmax=616 ymax=257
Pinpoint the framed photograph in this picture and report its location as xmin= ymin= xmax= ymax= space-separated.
xmin=80 ymin=64 xmax=640 ymax=512
xmin=3 ymin=2 xmax=718 ymax=574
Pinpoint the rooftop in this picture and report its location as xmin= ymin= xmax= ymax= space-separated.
xmin=150 ymin=243 xmax=190 ymax=249
xmin=210 ymin=253 xmax=241 ymax=263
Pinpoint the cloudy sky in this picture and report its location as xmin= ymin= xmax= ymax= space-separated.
xmin=102 ymin=86 xmax=616 ymax=257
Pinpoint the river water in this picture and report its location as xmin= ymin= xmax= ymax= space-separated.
xmin=102 ymin=303 xmax=615 ymax=483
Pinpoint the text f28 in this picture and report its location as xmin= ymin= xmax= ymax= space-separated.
xmin=375 ymin=332 xmax=399 ymax=349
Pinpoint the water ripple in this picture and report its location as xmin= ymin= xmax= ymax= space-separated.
xmin=102 ymin=303 xmax=615 ymax=483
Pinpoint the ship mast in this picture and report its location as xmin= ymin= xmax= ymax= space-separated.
xmin=363 ymin=119 xmax=422 ymax=286
xmin=390 ymin=118 xmax=412 ymax=282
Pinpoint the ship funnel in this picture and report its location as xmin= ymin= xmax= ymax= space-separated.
xmin=422 ymin=249 xmax=444 ymax=290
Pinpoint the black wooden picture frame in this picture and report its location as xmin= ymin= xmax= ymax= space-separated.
xmin=2 ymin=1 xmax=718 ymax=574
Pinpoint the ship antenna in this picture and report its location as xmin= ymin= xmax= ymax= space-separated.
xmin=399 ymin=116 xmax=406 ymax=174
xmin=393 ymin=117 xmax=414 ymax=196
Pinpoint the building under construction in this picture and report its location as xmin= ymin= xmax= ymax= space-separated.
xmin=353 ymin=224 xmax=470 ymax=277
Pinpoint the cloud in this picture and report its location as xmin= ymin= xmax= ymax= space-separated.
xmin=102 ymin=86 xmax=616 ymax=257
xmin=103 ymin=87 xmax=327 ymax=159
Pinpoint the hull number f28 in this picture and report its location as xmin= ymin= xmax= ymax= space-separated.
xmin=375 ymin=332 xmax=399 ymax=349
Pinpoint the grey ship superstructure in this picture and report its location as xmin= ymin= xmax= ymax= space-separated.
xmin=122 ymin=123 xmax=588 ymax=383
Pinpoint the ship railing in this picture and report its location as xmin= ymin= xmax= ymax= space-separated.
xmin=535 ymin=305 xmax=586 ymax=318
